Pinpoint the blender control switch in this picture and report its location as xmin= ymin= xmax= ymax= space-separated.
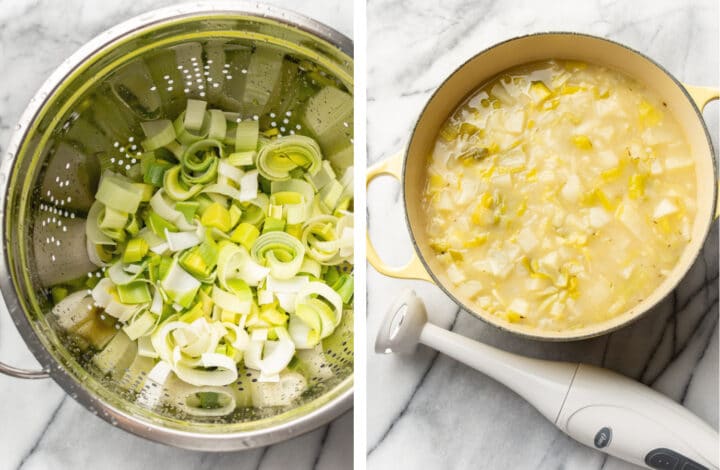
xmin=645 ymin=448 xmax=708 ymax=470
xmin=645 ymin=448 xmax=680 ymax=469
xmin=681 ymin=462 xmax=708 ymax=470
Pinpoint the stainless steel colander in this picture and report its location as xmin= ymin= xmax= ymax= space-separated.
xmin=0 ymin=2 xmax=353 ymax=451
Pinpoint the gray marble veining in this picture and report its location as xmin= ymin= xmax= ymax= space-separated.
xmin=366 ymin=0 xmax=718 ymax=469
xmin=0 ymin=1 xmax=352 ymax=469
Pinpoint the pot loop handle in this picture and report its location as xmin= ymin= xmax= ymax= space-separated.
xmin=684 ymin=84 xmax=720 ymax=220
xmin=366 ymin=152 xmax=433 ymax=282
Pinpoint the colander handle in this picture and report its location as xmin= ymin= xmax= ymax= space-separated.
xmin=0 ymin=362 xmax=49 ymax=379
xmin=366 ymin=152 xmax=433 ymax=282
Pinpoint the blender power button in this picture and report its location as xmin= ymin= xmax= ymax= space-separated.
xmin=593 ymin=427 xmax=612 ymax=448
xmin=645 ymin=448 xmax=708 ymax=470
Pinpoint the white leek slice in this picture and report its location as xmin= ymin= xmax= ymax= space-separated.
xmin=207 ymin=109 xmax=227 ymax=140
xmin=137 ymin=334 xmax=158 ymax=358
xmin=212 ymin=285 xmax=252 ymax=314
xmin=138 ymin=227 xmax=166 ymax=250
xmin=123 ymin=309 xmax=158 ymax=340
xmin=86 ymin=201 xmax=115 ymax=246
xmin=295 ymin=282 xmax=343 ymax=328
xmin=244 ymin=327 xmax=295 ymax=375
xmin=150 ymin=286 xmax=163 ymax=315
xmin=239 ymin=170 xmax=259 ymax=202
xmin=108 ymin=260 xmax=146 ymax=285
xmin=165 ymin=229 xmax=202 ymax=252
xmin=257 ymin=289 xmax=274 ymax=305
xmin=201 ymin=182 xmax=243 ymax=201
xmin=251 ymin=328 xmax=269 ymax=341
xmin=256 ymin=135 xmax=321 ymax=181
xmin=137 ymin=360 xmax=173 ymax=408
xmin=266 ymin=275 xmax=310 ymax=294
xmin=184 ymin=99 xmax=208 ymax=132
xmin=288 ymin=315 xmax=320 ymax=349
xmin=95 ymin=171 xmax=143 ymax=214
xmin=218 ymin=160 xmax=244 ymax=185
xmin=160 ymin=258 xmax=201 ymax=308
xmin=223 ymin=322 xmax=250 ymax=351
xmin=251 ymin=232 xmax=305 ymax=279
xmin=91 ymin=278 xmax=143 ymax=322
xmin=216 ymin=243 xmax=270 ymax=287
xmin=149 ymin=190 xmax=196 ymax=231
xmin=172 ymin=350 xmax=238 ymax=387
xmin=86 ymin=238 xmax=108 ymax=267
xmin=275 ymin=293 xmax=297 ymax=313
xmin=301 ymin=216 xmax=340 ymax=263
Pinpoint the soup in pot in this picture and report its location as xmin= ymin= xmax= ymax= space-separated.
xmin=422 ymin=60 xmax=696 ymax=331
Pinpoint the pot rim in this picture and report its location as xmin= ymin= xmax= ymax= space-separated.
xmin=401 ymin=31 xmax=717 ymax=342
xmin=0 ymin=1 xmax=352 ymax=451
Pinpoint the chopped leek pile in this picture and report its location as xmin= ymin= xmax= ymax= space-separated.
xmin=59 ymin=98 xmax=353 ymax=389
xmin=423 ymin=60 xmax=696 ymax=331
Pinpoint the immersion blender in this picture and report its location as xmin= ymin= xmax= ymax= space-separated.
xmin=375 ymin=290 xmax=719 ymax=470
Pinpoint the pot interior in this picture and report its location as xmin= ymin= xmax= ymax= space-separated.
xmin=2 ymin=10 xmax=353 ymax=444
xmin=404 ymin=33 xmax=715 ymax=340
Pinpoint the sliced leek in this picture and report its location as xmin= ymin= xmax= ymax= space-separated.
xmin=67 ymin=98 xmax=353 ymax=391
xmin=256 ymin=135 xmax=322 ymax=181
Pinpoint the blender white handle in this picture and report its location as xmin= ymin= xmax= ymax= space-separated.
xmin=377 ymin=291 xmax=718 ymax=469
xmin=422 ymin=324 xmax=718 ymax=469
xmin=419 ymin=323 xmax=577 ymax=422
xmin=557 ymin=364 xmax=718 ymax=470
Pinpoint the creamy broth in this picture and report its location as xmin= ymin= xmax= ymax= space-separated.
xmin=422 ymin=60 xmax=696 ymax=331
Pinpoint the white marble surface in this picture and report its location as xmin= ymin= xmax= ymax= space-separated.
xmin=367 ymin=0 xmax=719 ymax=469
xmin=0 ymin=1 xmax=352 ymax=469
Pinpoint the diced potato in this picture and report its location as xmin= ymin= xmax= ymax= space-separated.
xmin=492 ymin=173 xmax=512 ymax=189
xmin=664 ymin=156 xmax=693 ymax=171
xmin=504 ymin=110 xmax=526 ymax=134
xmin=447 ymin=264 xmax=466 ymax=284
xmin=596 ymin=150 xmax=619 ymax=169
xmin=588 ymin=207 xmax=611 ymax=228
xmin=456 ymin=280 xmax=483 ymax=299
xmin=508 ymin=298 xmax=530 ymax=316
xmin=517 ymin=228 xmax=539 ymax=253
xmin=561 ymin=175 xmax=583 ymax=202
xmin=654 ymin=198 xmax=678 ymax=219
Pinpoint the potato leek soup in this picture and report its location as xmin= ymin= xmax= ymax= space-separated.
xmin=422 ymin=60 xmax=696 ymax=331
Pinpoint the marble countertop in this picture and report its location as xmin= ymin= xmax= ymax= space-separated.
xmin=0 ymin=1 xmax=351 ymax=469
xmin=366 ymin=0 xmax=718 ymax=469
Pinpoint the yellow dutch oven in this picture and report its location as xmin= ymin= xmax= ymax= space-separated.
xmin=367 ymin=32 xmax=719 ymax=341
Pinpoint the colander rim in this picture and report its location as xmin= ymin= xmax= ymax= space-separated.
xmin=0 ymin=0 xmax=353 ymax=451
